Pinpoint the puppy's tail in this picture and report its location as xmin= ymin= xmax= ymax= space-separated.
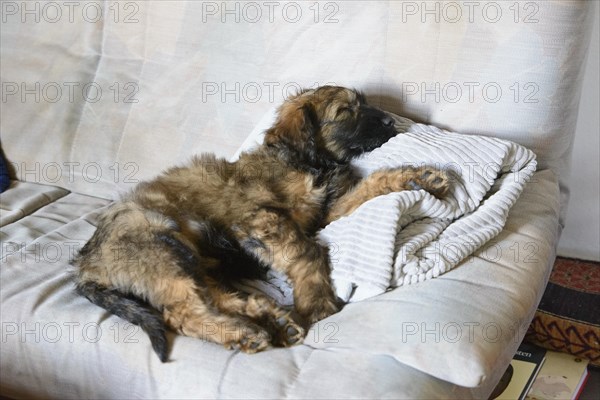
xmin=75 ymin=281 xmax=169 ymax=362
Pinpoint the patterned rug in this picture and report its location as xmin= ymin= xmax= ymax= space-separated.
xmin=526 ymin=257 xmax=600 ymax=367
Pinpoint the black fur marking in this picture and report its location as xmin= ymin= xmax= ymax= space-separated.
xmin=156 ymin=233 xmax=203 ymax=281
xmin=76 ymin=281 xmax=169 ymax=362
xmin=157 ymin=225 xmax=267 ymax=286
xmin=196 ymin=222 xmax=269 ymax=281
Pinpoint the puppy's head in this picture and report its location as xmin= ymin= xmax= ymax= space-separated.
xmin=264 ymin=86 xmax=397 ymax=164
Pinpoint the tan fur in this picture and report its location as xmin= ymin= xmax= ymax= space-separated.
xmin=326 ymin=167 xmax=449 ymax=224
xmin=74 ymin=86 xmax=450 ymax=356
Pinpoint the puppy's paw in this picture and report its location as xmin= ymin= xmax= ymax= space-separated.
xmin=411 ymin=168 xmax=450 ymax=199
xmin=224 ymin=328 xmax=270 ymax=354
xmin=274 ymin=314 xmax=305 ymax=347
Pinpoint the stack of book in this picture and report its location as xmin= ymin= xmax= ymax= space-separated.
xmin=490 ymin=342 xmax=589 ymax=400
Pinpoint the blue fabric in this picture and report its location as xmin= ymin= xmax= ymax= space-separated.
xmin=0 ymin=145 xmax=11 ymax=192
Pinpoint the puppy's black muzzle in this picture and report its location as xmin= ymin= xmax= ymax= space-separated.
xmin=354 ymin=105 xmax=398 ymax=150
xmin=360 ymin=105 xmax=395 ymax=128
xmin=329 ymin=103 xmax=399 ymax=162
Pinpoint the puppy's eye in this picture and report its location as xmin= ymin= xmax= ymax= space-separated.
xmin=336 ymin=107 xmax=352 ymax=117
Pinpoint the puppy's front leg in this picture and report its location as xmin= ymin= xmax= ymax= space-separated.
xmin=233 ymin=208 xmax=339 ymax=324
xmin=325 ymin=167 xmax=449 ymax=224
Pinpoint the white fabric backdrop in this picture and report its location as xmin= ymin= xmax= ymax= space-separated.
xmin=1 ymin=1 xmax=595 ymax=226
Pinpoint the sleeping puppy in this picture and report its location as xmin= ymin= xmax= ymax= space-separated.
xmin=74 ymin=86 xmax=449 ymax=361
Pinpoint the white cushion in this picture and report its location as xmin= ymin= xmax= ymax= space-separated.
xmin=0 ymin=169 xmax=559 ymax=397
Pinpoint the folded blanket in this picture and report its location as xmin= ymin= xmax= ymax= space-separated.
xmin=234 ymin=115 xmax=537 ymax=304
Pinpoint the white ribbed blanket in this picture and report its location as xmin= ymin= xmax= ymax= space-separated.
xmin=234 ymin=118 xmax=537 ymax=304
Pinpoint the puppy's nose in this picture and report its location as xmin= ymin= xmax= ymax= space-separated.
xmin=382 ymin=115 xmax=395 ymax=127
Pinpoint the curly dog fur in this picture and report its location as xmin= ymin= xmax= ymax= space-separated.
xmin=73 ymin=86 xmax=449 ymax=361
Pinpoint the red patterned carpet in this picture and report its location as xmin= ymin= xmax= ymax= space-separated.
xmin=549 ymin=258 xmax=600 ymax=292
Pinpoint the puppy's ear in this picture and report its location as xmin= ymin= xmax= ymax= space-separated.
xmin=264 ymin=102 xmax=319 ymax=162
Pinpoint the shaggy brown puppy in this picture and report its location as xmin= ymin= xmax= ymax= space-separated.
xmin=74 ymin=86 xmax=449 ymax=361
